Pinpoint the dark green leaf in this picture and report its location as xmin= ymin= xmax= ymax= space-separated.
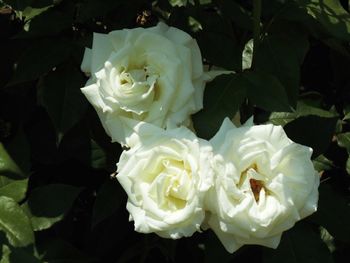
xmin=26 ymin=184 xmax=82 ymax=231
xmin=269 ymin=101 xmax=337 ymax=126
xmin=243 ymin=71 xmax=291 ymax=112
xmin=195 ymin=10 xmax=242 ymax=70
xmin=313 ymin=155 xmax=334 ymax=172
xmin=90 ymin=140 xmax=107 ymax=170
xmin=92 ymin=179 xmax=124 ymax=228
xmin=263 ymin=222 xmax=333 ymax=263
xmin=310 ymin=183 xmax=350 ymax=243
xmin=301 ymin=0 xmax=350 ymax=41
xmin=336 ymin=132 xmax=350 ymax=152
xmin=38 ymin=238 xmax=97 ymax=263
xmin=57 ymin=119 xmax=90 ymax=164
xmin=284 ymin=115 xmax=338 ymax=157
xmin=0 ymin=143 xmax=24 ymax=179
xmin=192 ymin=74 xmax=246 ymax=139
xmin=0 ymin=196 xmax=34 ymax=247
xmin=220 ymin=1 xmax=253 ymax=30
xmin=2 ymin=245 xmax=41 ymax=263
xmin=18 ymin=5 xmax=74 ymax=38
xmin=0 ymin=138 xmax=29 ymax=203
xmin=268 ymin=112 xmax=296 ymax=126
xmin=8 ymin=39 xmax=71 ymax=85
xmin=21 ymin=5 xmax=51 ymax=22
xmin=2 ymin=126 xmax=30 ymax=175
xmin=204 ymin=230 xmax=233 ymax=263
xmin=76 ymin=0 xmax=121 ymax=22
xmin=255 ymin=22 xmax=309 ymax=107
xmin=41 ymin=63 xmax=88 ymax=134
xmin=2 ymin=0 xmax=32 ymax=10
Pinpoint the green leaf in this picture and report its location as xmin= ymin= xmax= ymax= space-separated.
xmin=263 ymin=222 xmax=333 ymax=263
xmin=255 ymin=21 xmax=309 ymax=107
xmin=243 ymin=71 xmax=291 ymax=112
xmin=0 ymin=196 xmax=34 ymax=247
xmin=0 ymin=143 xmax=24 ymax=179
xmin=301 ymin=0 xmax=350 ymax=41
xmin=195 ymin=10 xmax=242 ymax=70
xmin=2 ymin=126 xmax=30 ymax=175
xmin=8 ymin=39 xmax=71 ymax=86
xmin=2 ymin=0 xmax=32 ymax=10
xmin=92 ymin=179 xmax=124 ymax=228
xmin=269 ymin=101 xmax=337 ymax=126
xmin=41 ymin=63 xmax=88 ymax=134
xmin=76 ymin=0 xmax=122 ymax=22
xmin=268 ymin=111 xmax=296 ymax=126
xmin=346 ymin=156 xmax=350 ymax=175
xmin=204 ymin=230 xmax=233 ymax=263
xmin=0 ymin=244 xmax=10 ymax=263
xmin=0 ymin=142 xmax=29 ymax=203
xmin=88 ymin=109 xmax=121 ymax=171
xmin=192 ymin=74 xmax=246 ymax=139
xmin=25 ymin=184 xmax=82 ymax=231
xmin=220 ymin=1 xmax=253 ymax=30
xmin=21 ymin=5 xmax=51 ymax=22
xmin=0 ymin=179 xmax=28 ymax=203
xmin=343 ymin=105 xmax=350 ymax=120
xmin=90 ymin=140 xmax=107 ymax=170
xmin=313 ymin=155 xmax=333 ymax=172
xmin=18 ymin=4 xmax=74 ymax=38
xmin=0 ymin=245 xmax=41 ymax=263
xmin=310 ymin=183 xmax=350 ymax=243
xmin=38 ymin=238 xmax=97 ymax=263
xmin=284 ymin=115 xmax=338 ymax=157
xmin=336 ymin=132 xmax=350 ymax=152
xmin=57 ymin=119 xmax=90 ymax=164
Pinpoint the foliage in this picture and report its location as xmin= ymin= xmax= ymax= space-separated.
xmin=0 ymin=0 xmax=350 ymax=262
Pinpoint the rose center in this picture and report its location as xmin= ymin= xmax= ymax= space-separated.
xmin=148 ymin=159 xmax=192 ymax=211
xmin=237 ymin=163 xmax=269 ymax=203
xmin=249 ymin=178 xmax=265 ymax=202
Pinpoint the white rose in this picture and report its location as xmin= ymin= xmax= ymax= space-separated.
xmin=116 ymin=123 xmax=213 ymax=238
xmin=80 ymin=22 xmax=210 ymax=145
xmin=205 ymin=118 xmax=319 ymax=253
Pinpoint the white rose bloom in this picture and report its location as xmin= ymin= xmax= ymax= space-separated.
xmin=80 ymin=22 xmax=212 ymax=145
xmin=116 ymin=123 xmax=213 ymax=238
xmin=206 ymin=118 xmax=319 ymax=253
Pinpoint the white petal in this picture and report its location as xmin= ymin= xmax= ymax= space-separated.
xmin=210 ymin=118 xmax=236 ymax=151
xmin=91 ymin=32 xmax=115 ymax=73
xmin=80 ymin=48 xmax=92 ymax=74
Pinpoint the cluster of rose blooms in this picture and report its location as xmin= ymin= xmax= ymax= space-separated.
xmin=80 ymin=23 xmax=319 ymax=253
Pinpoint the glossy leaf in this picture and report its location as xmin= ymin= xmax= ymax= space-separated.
xmin=18 ymin=4 xmax=74 ymax=38
xmin=269 ymin=101 xmax=337 ymax=126
xmin=302 ymin=0 xmax=350 ymax=41
xmin=284 ymin=115 xmax=338 ymax=157
xmin=310 ymin=183 xmax=350 ymax=243
xmin=243 ymin=71 xmax=291 ymax=112
xmin=255 ymin=22 xmax=309 ymax=107
xmin=92 ymin=179 xmax=124 ymax=228
xmin=0 ymin=179 xmax=28 ymax=203
xmin=192 ymin=74 xmax=246 ymax=139
xmin=8 ymin=39 xmax=71 ymax=85
xmin=336 ymin=132 xmax=350 ymax=152
xmin=41 ymin=63 xmax=88 ymax=134
xmin=0 ymin=143 xmax=24 ymax=179
xmin=195 ymin=10 xmax=242 ymax=70
xmin=26 ymin=184 xmax=82 ymax=231
xmin=0 ymin=196 xmax=34 ymax=247
xmin=263 ymin=222 xmax=333 ymax=263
